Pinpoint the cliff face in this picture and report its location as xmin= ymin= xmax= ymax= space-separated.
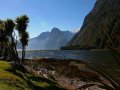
xmin=68 ymin=0 xmax=120 ymax=49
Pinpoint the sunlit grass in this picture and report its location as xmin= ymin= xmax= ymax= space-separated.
xmin=0 ymin=60 xmax=65 ymax=90
xmin=0 ymin=61 xmax=29 ymax=90
xmin=0 ymin=83 xmax=18 ymax=90
xmin=0 ymin=61 xmax=11 ymax=69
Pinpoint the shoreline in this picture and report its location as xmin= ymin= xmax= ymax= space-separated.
xmin=24 ymin=58 xmax=103 ymax=90
xmin=17 ymin=48 xmax=120 ymax=52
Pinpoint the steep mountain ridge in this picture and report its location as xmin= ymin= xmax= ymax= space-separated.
xmin=68 ymin=0 xmax=120 ymax=49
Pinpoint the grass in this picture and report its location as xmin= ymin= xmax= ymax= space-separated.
xmin=0 ymin=60 xmax=66 ymax=90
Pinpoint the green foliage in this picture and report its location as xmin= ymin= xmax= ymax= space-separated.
xmin=15 ymin=15 xmax=29 ymax=34
xmin=15 ymin=15 xmax=29 ymax=62
xmin=4 ymin=19 xmax=15 ymax=36
xmin=0 ymin=20 xmax=4 ymax=31
xmin=0 ymin=15 xmax=29 ymax=63
xmin=20 ymin=31 xmax=29 ymax=46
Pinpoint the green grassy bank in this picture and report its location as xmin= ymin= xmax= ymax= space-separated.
xmin=0 ymin=60 xmax=65 ymax=90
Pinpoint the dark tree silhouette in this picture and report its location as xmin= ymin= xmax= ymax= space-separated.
xmin=15 ymin=15 xmax=29 ymax=62
xmin=0 ymin=20 xmax=6 ymax=57
xmin=20 ymin=31 xmax=29 ymax=63
xmin=4 ymin=19 xmax=19 ymax=61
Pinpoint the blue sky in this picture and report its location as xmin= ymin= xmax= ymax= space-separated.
xmin=0 ymin=0 xmax=96 ymax=38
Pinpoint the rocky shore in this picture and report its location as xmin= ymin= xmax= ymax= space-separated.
xmin=24 ymin=58 xmax=104 ymax=90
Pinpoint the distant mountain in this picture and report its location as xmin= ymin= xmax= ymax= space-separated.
xmin=18 ymin=28 xmax=74 ymax=50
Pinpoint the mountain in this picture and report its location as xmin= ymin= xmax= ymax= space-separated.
xmin=26 ymin=31 xmax=50 ymax=50
xmin=68 ymin=0 xmax=120 ymax=49
xmin=18 ymin=28 xmax=74 ymax=50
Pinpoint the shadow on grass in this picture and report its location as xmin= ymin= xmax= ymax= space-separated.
xmin=7 ymin=65 xmax=66 ymax=90
xmin=29 ymin=75 xmax=56 ymax=84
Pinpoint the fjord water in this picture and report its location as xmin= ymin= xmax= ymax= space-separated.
xmin=18 ymin=50 xmax=120 ymax=65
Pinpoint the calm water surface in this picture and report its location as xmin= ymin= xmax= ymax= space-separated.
xmin=18 ymin=50 xmax=120 ymax=65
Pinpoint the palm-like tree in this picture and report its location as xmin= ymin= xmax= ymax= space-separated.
xmin=4 ymin=19 xmax=15 ymax=37
xmin=0 ymin=20 xmax=5 ymax=57
xmin=4 ymin=19 xmax=19 ymax=61
xmin=4 ymin=19 xmax=15 ymax=49
xmin=0 ymin=20 xmax=5 ymax=41
xmin=15 ymin=15 xmax=29 ymax=34
xmin=15 ymin=15 xmax=29 ymax=62
xmin=20 ymin=31 xmax=29 ymax=62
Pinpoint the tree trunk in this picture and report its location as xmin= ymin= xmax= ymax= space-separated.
xmin=22 ymin=45 xmax=24 ymax=63
xmin=11 ymin=36 xmax=19 ymax=63
xmin=22 ymin=45 xmax=27 ymax=63
xmin=23 ymin=46 xmax=26 ymax=62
